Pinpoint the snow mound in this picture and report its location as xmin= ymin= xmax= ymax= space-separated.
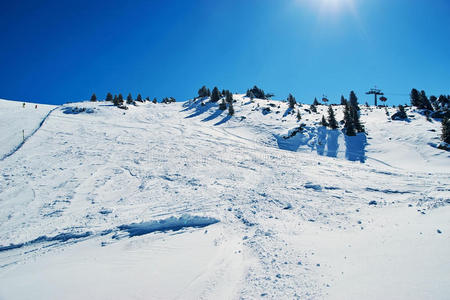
xmin=118 ymin=215 xmax=220 ymax=237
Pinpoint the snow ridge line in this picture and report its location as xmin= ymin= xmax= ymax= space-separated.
xmin=0 ymin=107 xmax=58 ymax=161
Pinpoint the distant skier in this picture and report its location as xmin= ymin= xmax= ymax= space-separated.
xmin=35 ymin=104 xmax=38 ymax=109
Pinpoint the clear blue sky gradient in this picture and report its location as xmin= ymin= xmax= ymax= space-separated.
xmin=0 ymin=0 xmax=449 ymax=105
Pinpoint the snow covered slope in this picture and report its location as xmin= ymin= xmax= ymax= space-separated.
xmin=0 ymin=97 xmax=448 ymax=299
xmin=0 ymin=99 xmax=56 ymax=160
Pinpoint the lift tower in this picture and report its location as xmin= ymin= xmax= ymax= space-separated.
xmin=366 ymin=87 xmax=384 ymax=106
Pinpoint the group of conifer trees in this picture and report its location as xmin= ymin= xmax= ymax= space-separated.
xmin=409 ymin=88 xmax=449 ymax=145
xmin=317 ymin=91 xmax=363 ymax=136
xmin=197 ymin=86 xmax=234 ymax=115
xmin=90 ymin=93 xmax=161 ymax=106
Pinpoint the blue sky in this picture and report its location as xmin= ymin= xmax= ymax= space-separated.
xmin=0 ymin=0 xmax=449 ymax=105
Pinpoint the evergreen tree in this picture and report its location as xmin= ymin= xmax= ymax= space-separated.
xmin=136 ymin=94 xmax=143 ymax=102
xmin=118 ymin=94 xmax=124 ymax=105
xmin=310 ymin=104 xmax=317 ymax=113
xmin=219 ymin=99 xmax=227 ymax=110
xmin=441 ymin=116 xmax=450 ymax=144
xmin=90 ymin=93 xmax=97 ymax=102
xmin=351 ymin=105 xmax=364 ymax=133
xmin=225 ymin=91 xmax=233 ymax=103
xmin=127 ymin=93 xmax=133 ymax=104
xmin=105 ymin=92 xmax=113 ymax=102
xmin=145 ymin=96 xmax=150 ymax=101
xmin=410 ymin=88 xmax=421 ymax=107
xmin=340 ymin=95 xmax=347 ymax=105
xmin=296 ymin=110 xmax=301 ymax=121
xmin=349 ymin=91 xmax=359 ymax=110
xmin=287 ymin=94 xmax=296 ymax=109
xmin=113 ymin=95 xmax=118 ymax=106
xmin=248 ymin=90 xmax=255 ymax=100
xmin=420 ymin=90 xmax=433 ymax=110
xmin=211 ymin=87 xmax=221 ymax=102
xmin=152 ymin=97 xmax=157 ymax=104
xmin=228 ymin=101 xmax=235 ymax=115
xmin=321 ymin=115 xmax=328 ymax=127
xmin=198 ymin=86 xmax=210 ymax=98
xmin=313 ymin=98 xmax=320 ymax=106
xmin=327 ymin=106 xmax=338 ymax=129
xmin=343 ymin=102 xmax=355 ymax=135
xmin=246 ymin=86 xmax=266 ymax=99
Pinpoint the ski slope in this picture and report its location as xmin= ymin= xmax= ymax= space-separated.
xmin=0 ymin=96 xmax=449 ymax=299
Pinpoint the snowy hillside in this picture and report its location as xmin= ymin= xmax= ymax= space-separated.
xmin=0 ymin=96 xmax=449 ymax=299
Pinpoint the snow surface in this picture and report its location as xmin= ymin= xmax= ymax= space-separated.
xmin=0 ymin=96 xmax=449 ymax=299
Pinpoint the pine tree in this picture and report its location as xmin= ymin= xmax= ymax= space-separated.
xmin=225 ymin=91 xmax=233 ymax=103
xmin=313 ymin=98 xmax=320 ymax=106
xmin=90 ymin=93 xmax=97 ymax=102
xmin=136 ymin=94 xmax=143 ymax=102
xmin=287 ymin=94 xmax=296 ymax=109
xmin=228 ymin=101 xmax=235 ymax=115
xmin=105 ymin=92 xmax=113 ymax=102
xmin=211 ymin=87 xmax=221 ymax=102
xmin=296 ymin=110 xmax=301 ymax=121
xmin=127 ymin=93 xmax=133 ymax=104
xmin=219 ymin=99 xmax=227 ymax=110
xmin=349 ymin=91 xmax=359 ymax=110
xmin=113 ymin=95 xmax=118 ymax=106
xmin=343 ymin=102 xmax=355 ymax=135
xmin=420 ymin=90 xmax=433 ymax=110
xmin=410 ymin=88 xmax=421 ymax=107
xmin=340 ymin=95 xmax=347 ymax=105
xmin=152 ymin=97 xmax=157 ymax=104
xmin=321 ymin=115 xmax=328 ymax=127
xmin=118 ymin=94 xmax=124 ymax=105
xmin=351 ymin=105 xmax=364 ymax=132
xmin=327 ymin=106 xmax=338 ymax=129
xmin=145 ymin=96 xmax=150 ymax=101
xmin=441 ymin=116 xmax=450 ymax=144
xmin=198 ymin=86 xmax=210 ymax=98
xmin=310 ymin=104 xmax=317 ymax=113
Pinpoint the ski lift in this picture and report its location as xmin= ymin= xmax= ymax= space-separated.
xmin=322 ymin=95 xmax=329 ymax=103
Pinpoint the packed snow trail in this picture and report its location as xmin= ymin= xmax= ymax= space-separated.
xmin=0 ymin=98 xmax=449 ymax=299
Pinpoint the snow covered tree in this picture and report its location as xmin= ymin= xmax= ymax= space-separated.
xmin=440 ymin=116 xmax=450 ymax=145
xmin=136 ymin=94 xmax=143 ymax=102
xmin=287 ymin=94 xmax=296 ymax=109
xmin=90 ymin=93 xmax=97 ymax=102
xmin=105 ymin=92 xmax=113 ymax=102
xmin=198 ymin=86 xmax=211 ymax=98
xmin=127 ymin=93 xmax=133 ymax=104
xmin=327 ymin=106 xmax=338 ymax=129
xmin=321 ymin=115 xmax=328 ymax=127
xmin=211 ymin=87 xmax=221 ymax=102
xmin=219 ymin=99 xmax=227 ymax=110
